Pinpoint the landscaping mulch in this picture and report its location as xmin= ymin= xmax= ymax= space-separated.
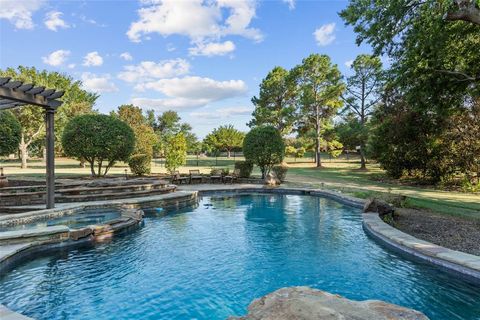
xmin=394 ymin=208 xmax=480 ymax=256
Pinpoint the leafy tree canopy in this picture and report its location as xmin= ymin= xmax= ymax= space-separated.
xmin=165 ymin=133 xmax=187 ymax=173
xmin=249 ymin=66 xmax=298 ymax=135
xmin=203 ymin=125 xmax=244 ymax=158
xmin=243 ymin=126 xmax=285 ymax=178
xmin=0 ymin=111 xmax=21 ymax=156
xmin=62 ymin=114 xmax=135 ymax=177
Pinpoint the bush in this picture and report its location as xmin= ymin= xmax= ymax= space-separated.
xmin=272 ymin=164 xmax=288 ymax=182
xmin=0 ymin=111 xmax=21 ymax=156
xmin=128 ymin=154 xmax=151 ymax=176
xmin=243 ymin=126 xmax=285 ymax=178
xmin=235 ymin=161 xmax=253 ymax=178
xmin=165 ymin=133 xmax=187 ymax=173
xmin=62 ymin=114 xmax=135 ymax=177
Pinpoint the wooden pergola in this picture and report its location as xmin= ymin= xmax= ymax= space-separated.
xmin=0 ymin=77 xmax=64 ymax=209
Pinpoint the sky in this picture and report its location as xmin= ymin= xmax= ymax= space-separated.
xmin=0 ymin=0 xmax=372 ymax=138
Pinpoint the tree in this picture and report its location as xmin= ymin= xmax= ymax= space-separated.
xmin=204 ymin=125 xmax=244 ymax=158
xmin=341 ymin=0 xmax=480 ymax=182
xmin=0 ymin=111 xmax=21 ymax=156
xmin=113 ymin=104 xmax=157 ymax=175
xmin=335 ymin=113 xmax=367 ymax=152
xmin=113 ymin=104 xmax=157 ymax=156
xmin=165 ymin=133 xmax=187 ymax=173
xmin=342 ymin=54 xmax=383 ymax=169
xmin=62 ymin=114 xmax=135 ymax=177
xmin=152 ymin=110 xmax=197 ymax=156
xmin=114 ymin=104 xmax=146 ymax=128
xmin=292 ymin=54 xmax=345 ymax=167
xmin=243 ymin=126 xmax=285 ymax=178
xmin=249 ymin=66 xmax=297 ymax=135
xmin=0 ymin=66 xmax=98 ymax=168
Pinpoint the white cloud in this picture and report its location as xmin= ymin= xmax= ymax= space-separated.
xmin=131 ymin=97 xmax=209 ymax=112
xmin=81 ymin=72 xmax=118 ymax=93
xmin=42 ymin=49 xmax=70 ymax=66
xmin=190 ymin=106 xmax=252 ymax=119
xmin=136 ymin=76 xmax=247 ymax=100
xmin=83 ymin=51 xmax=104 ymax=67
xmin=0 ymin=0 xmax=45 ymax=29
xmin=118 ymin=59 xmax=190 ymax=83
xmin=132 ymin=76 xmax=248 ymax=112
xmin=127 ymin=0 xmax=262 ymax=46
xmin=68 ymin=63 xmax=76 ymax=69
xmin=120 ymin=52 xmax=133 ymax=61
xmin=345 ymin=60 xmax=353 ymax=68
xmin=44 ymin=11 xmax=69 ymax=31
xmin=313 ymin=22 xmax=336 ymax=46
xmin=283 ymin=0 xmax=295 ymax=10
xmin=189 ymin=40 xmax=235 ymax=57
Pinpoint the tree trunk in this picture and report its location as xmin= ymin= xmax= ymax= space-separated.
xmin=89 ymin=161 xmax=96 ymax=177
xmin=315 ymin=123 xmax=322 ymax=168
xmin=19 ymin=134 xmax=28 ymax=169
xmin=97 ymin=160 xmax=103 ymax=177
xmin=227 ymin=150 xmax=231 ymax=158
xmin=359 ymin=146 xmax=367 ymax=170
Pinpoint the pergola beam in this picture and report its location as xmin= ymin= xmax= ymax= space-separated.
xmin=0 ymin=87 xmax=62 ymax=109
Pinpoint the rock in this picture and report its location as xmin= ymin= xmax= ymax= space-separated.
xmin=264 ymin=173 xmax=281 ymax=186
xmin=229 ymin=287 xmax=429 ymax=320
xmin=363 ymin=198 xmax=395 ymax=217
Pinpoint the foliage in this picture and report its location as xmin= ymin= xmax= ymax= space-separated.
xmin=152 ymin=110 xmax=198 ymax=156
xmin=62 ymin=114 xmax=135 ymax=177
xmin=272 ymin=164 xmax=288 ymax=182
xmin=341 ymin=0 xmax=480 ymax=182
xmin=0 ymin=111 xmax=22 ymax=157
xmin=128 ymin=154 xmax=152 ymax=176
xmin=243 ymin=126 xmax=285 ymax=178
xmin=0 ymin=66 xmax=98 ymax=168
xmin=113 ymin=104 xmax=157 ymax=175
xmin=249 ymin=66 xmax=297 ymax=135
xmin=165 ymin=133 xmax=187 ymax=173
xmin=203 ymin=125 xmax=244 ymax=158
xmin=292 ymin=54 xmax=345 ymax=167
xmin=234 ymin=161 xmax=254 ymax=178
xmin=335 ymin=114 xmax=367 ymax=151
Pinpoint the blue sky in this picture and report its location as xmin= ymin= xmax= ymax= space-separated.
xmin=0 ymin=0 xmax=372 ymax=138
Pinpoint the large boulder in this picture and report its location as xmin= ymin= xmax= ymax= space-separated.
xmin=363 ymin=198 xmax=395 ymax=217
xmin=229 ymin=287 xmax=429 ymax=320
xmin=264 ymin=173 xmax=281 ymax=186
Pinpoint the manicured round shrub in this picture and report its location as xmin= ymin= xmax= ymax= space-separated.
xmin=62 ymin=114 xmax=135 ymax=177
xmin=243 ymin=126 xmax=285 ymax=178
xmin=0 ymin=111 xmax=21 ymax=156
xmin=234 ymin=161 xmax=253 ymax=178
xmin=128 ymin=154 xmax=152 ymax=176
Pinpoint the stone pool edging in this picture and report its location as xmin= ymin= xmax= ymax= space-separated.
xmin=363 ymin=212 xmax=480 ymax=283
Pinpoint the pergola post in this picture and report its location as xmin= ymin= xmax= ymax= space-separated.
xmin=0 ymin=77 xmax=64 ymax=209
xmin=45 ymin=108 xmax=56 ymax=209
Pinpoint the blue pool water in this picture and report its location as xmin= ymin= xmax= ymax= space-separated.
xmin=0 ymin=194 xmax=479 ymax=319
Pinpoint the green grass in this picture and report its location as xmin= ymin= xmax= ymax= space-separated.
xmin=285 ymin=157 xmax=480 ymax=220
xmin=1 ymin=154 xmax=479 ymax=219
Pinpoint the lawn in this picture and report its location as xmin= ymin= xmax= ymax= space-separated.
xmin=1 ymin=154 xmax=479 ymax=219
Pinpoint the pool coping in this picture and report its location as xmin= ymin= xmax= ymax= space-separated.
xmin=1 ymin=185 xmax=479 ymax=319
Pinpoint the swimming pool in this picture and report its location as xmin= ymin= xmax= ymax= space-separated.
xmin=0 ymin=208 xmax=122 ymax=232
xmin=0 ymin=194 xmax=479 ymax=319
